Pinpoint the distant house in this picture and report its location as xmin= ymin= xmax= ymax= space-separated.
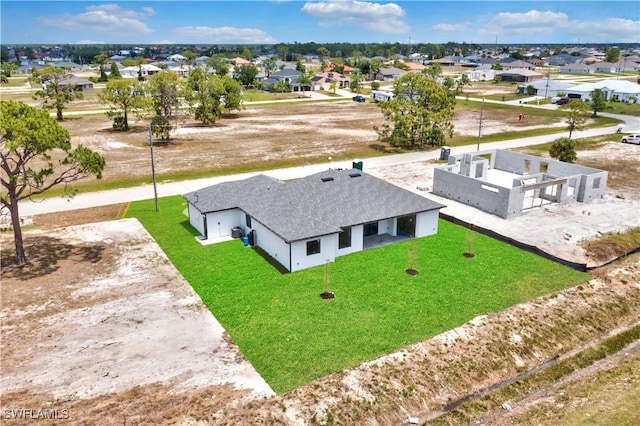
xmin=323 ymin=64 xmax=356 ymax=76
xmin=58 ymin=76 xmax=94 ymax=91
xmin=462 ymin=69 xmax=495 ymax=82
xmin=496 ymin=68 xmax=543 ymax=83
xmin=373 ymin=67 xmax=407 ymax=81
xmin=405 ymin=62 xmax=426 ymax=72
xmin=311 ymin=71 xmax=350 ymax=91
xmin=168 ymin=54 xmax=186 ymax=62
xmin=231 ymin=57 xmax=251 ymax=65
xmin=560 ymin=63 xmax=592 ymax=74
xmin=171 ymin=64 xmax=192 ymax=77
xmin=266 ymin=68 xmax=304 ymax=91
xmin=120 ymin=64 xmax=162 ymax=79
xmin=195 ymin=56 xmax=210 ymax=66
xmin=519 ymin=79 xmax=573 ymax=98
xmin=476 ymin=58 xmax=498 ymax=69
xmin=564 ymin=79 xmax=640 ymax=103
xmin=428 ymin=57 xmax=457 ymax=67
xmin=500 ymin=60 xmax=536 ymax=70
xmin=546 ymin=54 xmax=580 ymax=66
xmin=615 ymin=59 xmax=639 ymax=72
xmin=591 ymin=62 xmax=617 ymax=73
xmin=109 ymin=55 xmax=128 ymax=63
xmin=183 ymin=169 xmax=445 ymax=272
xmin=45 ymin=61 xmax=83 ymax=72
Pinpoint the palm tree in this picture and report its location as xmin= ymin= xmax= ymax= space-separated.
xmin=329 ymin=80 xmax=337 ymax=95
xmin=297 ymin=70 xmax=312 ymax=97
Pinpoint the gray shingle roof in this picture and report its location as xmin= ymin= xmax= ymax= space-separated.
xmin=184 ymin=170 xmax=445 ymax=242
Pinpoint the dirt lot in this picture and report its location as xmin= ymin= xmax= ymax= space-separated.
xmin=2 ymin=219 xmax=639 ymax=425
xmin=2 ymin=84 xmax=640 ymax=424
xmin=33 ymin=92 xmax=570 ymax=187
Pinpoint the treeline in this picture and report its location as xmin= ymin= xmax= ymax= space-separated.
xmin=4 ymin=42 xmax=637 ymax=67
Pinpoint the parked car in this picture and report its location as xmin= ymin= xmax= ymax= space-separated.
xmin=555 ymin=98 xmax=570 ymax=105
xmin=621 ymin=134 xmax=640 ymax=144
xmin=352 ymin=95 xmax=366 ymax=102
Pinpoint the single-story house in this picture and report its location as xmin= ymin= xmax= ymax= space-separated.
xmin=44 ymin=61 xmax=83 ymax=72
xmin=560 ymin=63 xmax=593 ymax=74
xmin=405 ymin=62 xmax=427 ymax=72
xmin=121 ymin=64 xmax=162 ymax=79
xmin=58 ymin=76 xmax=94 ymax=91
xmin=183 ymin=169 xmax=445 ymax=272
xmin=500 ymin=60 xmax=536 ymax=70
xmin=591 ymin=61 xmax=617 ymax=73
xmin=168 ymin=53 xmax=186 ymax=62
xmin=546 ymin=54 xmax=580 ymax=66
xmin=231 ymin=57 xmax=251 ymax=65
xmin=527 ymin=58 xmax=545 ymax=66
xmin=373 ymin=67 xmax=408 ymax=81
xmin=518 ymin=79 xmax=573 ymax=98
xmin=496 ymin=68 xmax=544 ymax=83
xmin=565 ymin=79 xmax=640 ymax=103
xmin=615 ymin=59 xmax=639 ymax=72
xmin=429 ymin=57 xmax=457 ymax=66
xmin=462 ymin=69 xmax=495 ymax=82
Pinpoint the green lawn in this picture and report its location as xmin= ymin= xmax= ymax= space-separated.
xmin=127 ymin=196 xmax=590 ymax=394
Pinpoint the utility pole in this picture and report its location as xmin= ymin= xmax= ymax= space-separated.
xmin=147 ymin=125 xmax=159 ymax=212
xmin=544 ymin=71 xmax=550 ymax=100
xmin=477 ymin=97 xmax=485 ymax=151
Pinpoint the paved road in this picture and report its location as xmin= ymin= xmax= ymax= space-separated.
xmin=16 ymin=114 xmax=637 ymax=217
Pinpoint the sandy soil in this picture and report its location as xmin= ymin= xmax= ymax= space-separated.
xmin=1 ymin=219 xmax=273 ymax=420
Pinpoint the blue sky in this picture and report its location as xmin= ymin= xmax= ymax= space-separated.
xmin=1 ymin=1 xmax=639 ymax=45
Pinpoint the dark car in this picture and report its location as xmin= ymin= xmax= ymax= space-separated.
xmin=352 ymin=95 xmax=366 ymax=103
xmin=555 ymin=98 xmax=570 ymax=105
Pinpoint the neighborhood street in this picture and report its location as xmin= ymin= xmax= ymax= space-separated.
xmin=16 ymin=113 xmax=638 ymax=217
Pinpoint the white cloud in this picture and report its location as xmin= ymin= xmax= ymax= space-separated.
xmin=301 ymin=0 xmax=410 ymax=34
xmin=172 ymin=26 xmax=276 ymax=44
xmin=567 ymin=17 xmax=640 ymax=43
xmin=476 ymin=9 xmax=640 ymax=43
xmin=488 ymin=10 xmax=569 ymax=34
xmin=432 ymin=22 xmax=470 ymax=33
xmin=141 ymin=7 xmax=156 ymax=17
xmin=36 ymin=4 xmax=153 ymax=35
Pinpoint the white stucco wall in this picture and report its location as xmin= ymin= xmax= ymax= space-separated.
xmin=290 ymin=234 xmax=338 ymax=272
xmin=379 ymin=218 xmax=395 ymax=236
xmin=188 ymin=203 xmax=205 ymax=237
xmin=205 ymin=209 xmax=242 ymax=239
xmin=336 ymin=224 xmax=363 ymax=256
xmin=415 ymin=210 xmax=439 ymax=237
xmin=248 ymin=219 xmax=291 ymax=271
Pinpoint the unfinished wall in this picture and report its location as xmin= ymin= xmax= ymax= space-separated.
xmin=433 ymin=167 xmax=516 ymax=218
xmin=433 ymin=149 xmax=609 ymax=220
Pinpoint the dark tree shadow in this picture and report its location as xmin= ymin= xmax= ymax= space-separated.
xmin=1 ymin=236 xmax=105 ymax=280
xmin=368 ymin=143 xmax=406 ymax=153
